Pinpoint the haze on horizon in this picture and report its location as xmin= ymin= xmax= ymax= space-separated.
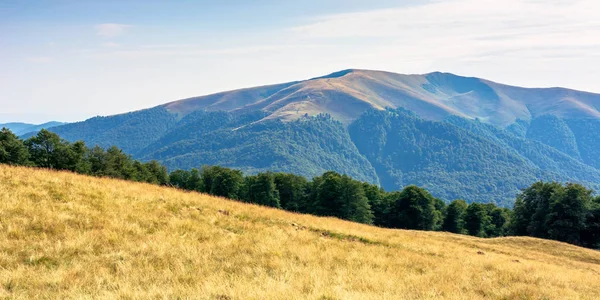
xmin=1 ymin=0 xmax=599 ymax=124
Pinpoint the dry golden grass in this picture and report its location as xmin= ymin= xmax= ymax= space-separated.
xmin=1 ymin=165 xmax=599 ymax=299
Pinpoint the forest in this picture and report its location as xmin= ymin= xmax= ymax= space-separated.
xmin=48 ymin=107 xmax=600 ymax=206
xmin=1 ymin=127 xmax=599 ymax=249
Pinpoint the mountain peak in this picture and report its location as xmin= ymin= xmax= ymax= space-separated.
xmin=161 ymin=69 xmax=600 ymax=127
xmin=309 ymin=69 xmax=358 ymax=80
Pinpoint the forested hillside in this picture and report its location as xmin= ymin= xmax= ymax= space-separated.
xmin=139 ymin=113 xmax=378 ymax=184
xmin=40 ymin=108 xmax=600 ymax=206
xmin=31 ymin=69 xmax=600 ymax=205
xmin=2 ymin=127 xmax=600 ymax=249
xmin=49 ymin=107 xmax=177 ymax=154
xmin=348 ymin=108 xmax=600 ymax=206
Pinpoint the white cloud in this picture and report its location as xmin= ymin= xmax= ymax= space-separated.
xmin=95 ymin=23 xmax=130 ymax=38
xmin=279 ymin=0 xmax=600 ymax=92
xmin=290 ymin=0 xmax=600 ymax=63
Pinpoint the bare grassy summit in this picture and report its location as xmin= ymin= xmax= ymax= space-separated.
xmin=0 ymin=165 xmax=599 ymax=299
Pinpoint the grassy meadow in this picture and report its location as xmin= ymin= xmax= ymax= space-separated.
xmin=0 ymin=165 xmax=599 ymax=299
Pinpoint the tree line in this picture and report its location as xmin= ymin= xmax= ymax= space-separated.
xmin=1 ymin=128 xmax=599 ymax=249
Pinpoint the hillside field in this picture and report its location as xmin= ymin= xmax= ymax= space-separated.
xmin=1 ymin=165 xmax=599 ymax=299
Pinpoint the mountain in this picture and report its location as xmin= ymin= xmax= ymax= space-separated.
xmin=46 ymin=69 xmax=600 ymax=205
xmin=349 ymin=108 xmax=600 ymax=205
xmin=3 ymin=164 xmax=600 ymax=299
xmin=0 ymin=121 xmax=66 ymax=136
xmin=163 ymin=69 xmax=600 ymax=126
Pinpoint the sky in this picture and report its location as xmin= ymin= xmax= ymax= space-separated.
xmin=1 ymin=0 xmax=599 ymax=123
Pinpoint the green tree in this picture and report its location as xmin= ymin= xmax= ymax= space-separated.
xmin=69 ymin=141 xmax=91 ymax=174
xmin=433 ymin=197 xmax=446 ymax=231
xmin=389 ymin=185 xmax=436 ymax=230
xmin=582 ymin=197 xmax=600 ymax=249
xmin=487 ymin=207 xmax=511 ymax=237
xmin=465 ymin=203 xmax=491 ymax=237
xmin=25 ymin=129 xmax=63 ymax=169
xmin=144 ymin=160 xmax=169 ymax=185
xmin=511 ymin=182 xmax=561 ymax=237
xmin=273 ymin=173 xmax=309 ymax=212
xmin=363 ymin=182 xmax=392 ymax=227
xmin=133 ymin=160 xmax=152 ymax=183
xmin=200 ymin=165 xmax=244 ymax=199
xmin=104 ymin=146 xmax=137 ymax=180
xmin=442 ymin=199 xmax=468 ymax=234
xmin=0 ymin=127 xmax=29 ymax=165
xmin=88 ymin=145 xmax=108 ymax=175
xmin=188 ymin=168 xmax=202 ymax=191
xmin=339 ymin=175 xmax=373 ymax=224
xmin=170 ymin=169 xmax=191 ymax=189
xmin=546 ymin=183 xmax=592 ymax=245
xmin=311 ymin=171 xmax=344 ymax=217
xmin=244 ymin=172 xmax=280 ymax=208
xmin=311 ymin=171 xmax=373 ymax=224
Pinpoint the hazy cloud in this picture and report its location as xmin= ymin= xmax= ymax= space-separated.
xmin=83 ymin=44 xmax=325 ymax=59
xmin=26 ymin=56 xmax=53 ymax=63
xmin=102 ymin=42 xmax=120 ymax=48
xmin=290 ymin=0 xmax=600 ymax=63
xmin=95 ymin=23 xmax=130 ymax=38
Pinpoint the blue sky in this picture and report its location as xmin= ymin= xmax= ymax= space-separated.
xmin=1 ymin=0 xmax=599 ymax=123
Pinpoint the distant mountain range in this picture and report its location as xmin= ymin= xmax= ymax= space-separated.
xmin=42 ymin=69 xmax=600 ymax=206
xmin=0 ymin=121 xmax=66 ymax=136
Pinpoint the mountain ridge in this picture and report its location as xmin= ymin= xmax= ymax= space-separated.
xmin=42 ymin=69 xmax=600 ymax=205
xmin=159 ymin=69 xmax=600 ymax=127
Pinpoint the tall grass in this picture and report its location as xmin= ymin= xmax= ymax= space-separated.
xmin=0 ymin=165 xmax=599 ymax=299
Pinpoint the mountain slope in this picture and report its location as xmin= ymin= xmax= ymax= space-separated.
xmin=41 ymin=69 xmax=600 ymax=205
xmin=348 ymin=108 xmax=600 ymax=205
xmin=50 ymin=107 xmax=177 ymax=154
xmin=162 ymin=69 xmax=600 ymax=126
xmin=138 ymin=112 xmax=379 ymax=183
xmin=2 ymin=165 xmax=599 ymax=299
